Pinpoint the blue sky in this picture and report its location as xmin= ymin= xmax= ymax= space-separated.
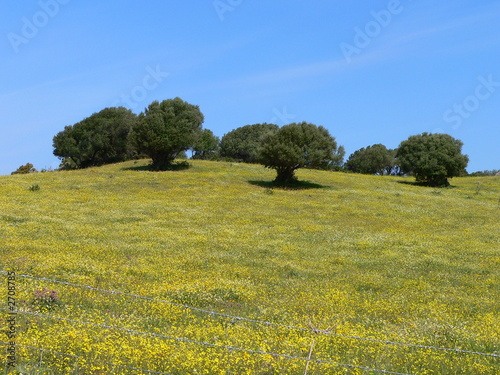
xmin=1 ymin=0 xmax=499 ymax=175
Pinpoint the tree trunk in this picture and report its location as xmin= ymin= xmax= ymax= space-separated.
xmin=275 ymin=167 xmax=297 ymax=184
xmin=151 ymin=154 xmax=174 ymax=170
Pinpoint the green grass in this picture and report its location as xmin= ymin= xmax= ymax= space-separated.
xmin=0 ymin=160 xmax=499 ymax=374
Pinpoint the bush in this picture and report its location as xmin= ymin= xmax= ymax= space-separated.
xmin=467 ymin=170 xmax=500 ymax=177
xmin=11 ymin=163 xmax=37 ymax=175
xmin=31 ymin=288 xmax=60 ymax=312
xmin=28 ymin=184 xmax=40 ymax=192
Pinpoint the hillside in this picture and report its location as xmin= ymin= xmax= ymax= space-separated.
xmin=1 ymin=160 xmax=499 ymax=374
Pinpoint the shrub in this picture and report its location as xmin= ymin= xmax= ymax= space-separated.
xmin=11 ymin=163 xmax=37 ymax=175
xmin=31 ymin=288 xmax=60 ymax=312
xmin=28 ymin=184 xmax=40 ymax=192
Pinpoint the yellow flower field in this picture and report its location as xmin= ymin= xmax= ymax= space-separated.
xmin=1 ymin=160 xmax=499 ymax=374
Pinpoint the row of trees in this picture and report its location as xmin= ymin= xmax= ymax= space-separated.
xmin=53 ymin=98 xmax=207 ymax=171
xmin=52 ymin=97 xmax=470 ymax=186
xmin=468 ymin=169 xmax=500 ymax=177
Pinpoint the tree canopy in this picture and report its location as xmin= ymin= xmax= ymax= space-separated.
xmin=53 ymin=107 xmax=137 ymax=169
xmin=259 ymin=122 xmax=343 ymax=183
xmin=47 ymin=99 xmax=480 ymax=188
xmin=192 ymin=129 xmax=220 ymax=160
xmin=130 ymin=98 xmax=204 ymax=170
xmin=220 ymin=123 xmax=278 ymax=163
xmin=345 ymin=144 xmax=395 ymax=175
xmin=396 ymin=132 xmax=469 ymax=186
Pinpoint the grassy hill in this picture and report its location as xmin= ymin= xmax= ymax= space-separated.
xmin=1 ymin=160 xmax=499 ymax=374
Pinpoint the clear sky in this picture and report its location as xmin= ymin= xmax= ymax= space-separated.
xmin=1 ymin=0 xmax=499 ymax=175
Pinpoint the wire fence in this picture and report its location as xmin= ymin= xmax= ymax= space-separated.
xmin=0 ymin=310 xmax=413 ymax=375
xmin=1 ymin=340 xmax=171 ymax=375
xmin=1 ymin=271 xmax=498 ymax=375
xmin=2 ymin=271 xmax=497 ymax=359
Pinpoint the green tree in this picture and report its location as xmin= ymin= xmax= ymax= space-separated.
xmin=396 ymin=132 xmax=469 ymax=186
xmin=259 ymin=122 xmax=343 ymax=183
xmin=11 ymin=163 xmax=37 ymax=175
xmin=192 ymin=129 xmax=220 ymax=160
xmin=131 ymin=98 xmax=204 ymax=170
xmin=220 ymin=123 xmax=278 ymax=163
xmin=345 ymin=144 xmax=395 ymax=175
xmin=53 ymin=107 xmax=137 ymax=169
xmin=331 ymin=145 xmax=346 ymax=171
xmin=467 ymin=169 xmax=500 ymax=177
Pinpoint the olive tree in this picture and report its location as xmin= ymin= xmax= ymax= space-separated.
xmin=396 ymin=132 xmax=469 ymax=186
xmin=131 ymin=98 xmax=204 ymax=170
xmin=259 ymin=122 xmax=343 ymax=183
xmin=345 ymin=144 xmax=395 ymax=175
xmin=220 ymin=123 xmax=278 ymax=163
xmin=192 ymin=129 xmax=220 ymax=160
xmin=53 ymin=107 xmax=137 ymax=169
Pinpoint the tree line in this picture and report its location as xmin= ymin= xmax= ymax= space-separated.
xmin=47 ymin=97 xmax=475 ymax=187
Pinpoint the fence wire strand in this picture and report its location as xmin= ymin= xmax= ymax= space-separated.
xmin=0 ymin=340 xmax=171 ymax=375
xmin=2 ymin=271 xmax=498 ymax=359
xmin=0 ymin=309 xmax=414 ymax=375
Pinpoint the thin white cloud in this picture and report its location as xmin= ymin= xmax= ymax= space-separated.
xmin=219 ymin=45 xmax=401 ymax=91
xmin=390 ymin=7 xmax=500 ymax=46
xmin=0 ymin=75 xmax=82 ymax=100
xmin=0 ymin=54 xmax=162 ymax=100
xmin=232 ymin=59 xmax=348 ymax=86
xmin=206 ymin=5 xmax=500 ymax=91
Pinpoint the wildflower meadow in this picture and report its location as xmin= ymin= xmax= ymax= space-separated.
xmin=1 ymin=160 xmax=498 ymax=374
